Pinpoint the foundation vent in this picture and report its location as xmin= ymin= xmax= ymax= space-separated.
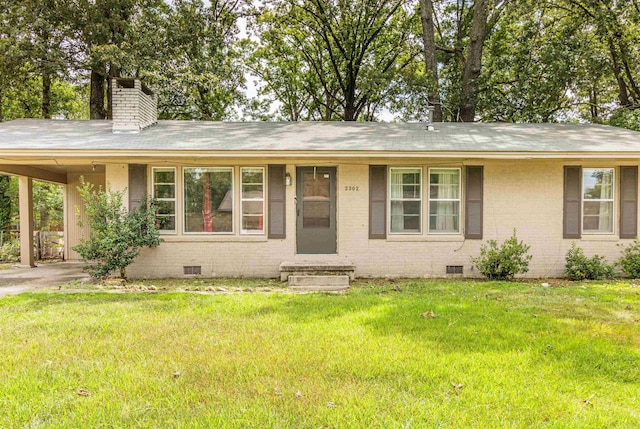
xmin=183 ymin=266 xmax=202 ymax=276
xmin=446 ymin=265 xmax=463 ymax=275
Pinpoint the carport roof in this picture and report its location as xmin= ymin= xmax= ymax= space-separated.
xmin=1 ymin=118 xmax=640 ymax=153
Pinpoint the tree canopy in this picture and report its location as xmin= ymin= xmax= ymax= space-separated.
xmin=0 ymin=0 xmax=638 ymax=128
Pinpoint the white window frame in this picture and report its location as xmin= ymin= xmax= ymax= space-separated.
xmin=581 ymin=167 xmax=615 ymax=235
xmin=240 ymin=167 xmax=266 ymax=235
xmin=183 ymin=166 xmax=235 ymax=235
xmin=428 ymin=167 xmax=462 ymax=235
xmin=388 ymin=167 xmax=422 ymax=235
xmin=151 ymin=166 xmax=177 ymax=234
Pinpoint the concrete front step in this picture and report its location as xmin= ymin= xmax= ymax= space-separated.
xmin=288 ymin=275 xmax=350 ymax=291
xmin=279 ymin=261 xmax=355 ymax=281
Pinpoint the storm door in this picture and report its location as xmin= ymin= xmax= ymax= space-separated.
xmin=296 ymin=167 xmax=337 ymax=254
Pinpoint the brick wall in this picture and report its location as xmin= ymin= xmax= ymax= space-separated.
xmin=96 ymin=159 xmax=639 ymax=279
xmin=112 ymin=79 xmax=157 ymax=133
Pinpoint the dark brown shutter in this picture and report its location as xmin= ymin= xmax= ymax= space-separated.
xmin=268 ymin=165 xmax=286 ymax=238
xmin=128 ymin=164 xmax=147 ymax=211
xmin=620 ymin=166 xmax=638 ymax=239
xmin=369 ymin=165 xmax=387 ymax=239
xmin=465 ymin=166 xmax=483 ymax=239
xmin=563 ymin=166 xmax=582 ymax=239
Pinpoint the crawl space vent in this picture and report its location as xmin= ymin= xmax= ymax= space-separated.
xmin=446 ymin=265 xmax=463 ymax=275
xmin=183 ymin=266 xmax=202 ymax=275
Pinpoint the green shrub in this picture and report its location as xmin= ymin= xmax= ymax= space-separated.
xmin=471 ymin=229 xmax=532 ymax=280
xmin=0 ymin=239 xmax=20 ymax=262
xmin=564 ymin=244 xmax=614 ymax=280
xmin=617 ymin=239 xmax=640 ymax=278
xmin=72 ymin=179 xmax=161 ymax=279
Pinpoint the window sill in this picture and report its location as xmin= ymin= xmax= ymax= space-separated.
xmin=385 ymin=235 xmax=465 ymax=243
xmin=160 ymin=235 xmax=268 ymax=243
xmin=580 ymin=235 xmax=619 ymax=242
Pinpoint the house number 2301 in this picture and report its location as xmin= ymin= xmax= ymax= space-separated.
xmin=344 ymin=186 xmax=359 ymax=191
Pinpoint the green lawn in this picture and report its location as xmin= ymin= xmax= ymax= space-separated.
xmin=1 ymin=280 xmax=639 ymax=428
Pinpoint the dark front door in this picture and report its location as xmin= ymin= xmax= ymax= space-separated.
xmin=296 ymin=167 xmax=337 ymax=254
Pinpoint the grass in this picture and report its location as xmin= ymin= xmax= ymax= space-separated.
xmin=1 ymin=279 xmax=639 ymax=428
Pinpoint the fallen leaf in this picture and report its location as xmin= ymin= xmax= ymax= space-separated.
xmin=541 ymin=283 xmax=550 ymax=287
xmin=422 ymin=310 xmax=436 ymax=319
xmin=76 ymin=389 xmax=90 ymax=397
xmin=295 ymin=390 xmax=302 ymax=398
xmin=452 ymin=383 xmax=464 ymax=390
xmin=624 ymin=305 xmax=632 ymax=310
xmin=326 ymin=401 xmax=337 ymax=409
xmin=172 ymin=371 xmax=180 ymax=379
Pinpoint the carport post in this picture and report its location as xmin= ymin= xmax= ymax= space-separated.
xmin=19 ymin=176 xmax=35 ymax=267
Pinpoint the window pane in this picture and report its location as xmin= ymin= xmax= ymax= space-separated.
xmin=390 ymin=169 xmax=422 ymax=233
xmin=583 ymin=168 xmax=614 ymax=200
xmin=390 ymin=169 xmax=421 ymax=199
xmin=242 ymin=215 xmax=264 ymax=231
xmin=156 ymin=216 xmax=176 ymax=232
xmin=154 ymin=169 xmax=175 ymax=184
xmin=390 ymin=201 xmax=421 ymax=233
xmin=184 ymin=168 xmax=233 ymax=233
xmin=153 ymin=168 xmax=176 ymax=232
xmin=154 ymin=184 xmax=175 ymax=199
xmin=583 ymin=201 xmax=613 ymax=233
xmin=429 ymin=169 xmax=460 ymax=199
xmin=242 ymin=169 xmax=264 ymax=198
xmin=303 ymin=171 xmax=330 ymax=198
xmin=156 ymin=200 xmax=175 ymax=215
xmin=429 ymin=201 xmax=460 ymax=233
xmin=303 ymin=201 xmax=330 ymax=228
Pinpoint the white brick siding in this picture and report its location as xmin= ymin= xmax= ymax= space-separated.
xmin=112 ymin=79 xmax=157 ymax=133
xmin=86 ymin=158 xmax=640 ymax=279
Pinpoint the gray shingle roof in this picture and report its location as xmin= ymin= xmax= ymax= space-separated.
xmin=1 ymin=118 xmax=639 ymax=153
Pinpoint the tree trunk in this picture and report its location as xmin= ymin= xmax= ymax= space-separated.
xmin=459 ymin=0 xmax=489 ymax=122
xmin=344 ymin=84 xmax=357 ymax=121
xmin=106 ymin=64 xmax=121 ymax=119
xmin=42 ymin=69 xmax=51 ymax=119
xmin=590 ymin=85 xmax=598 ymax=120
xmin=0 ymin=88 xmax=3 ymax=122
xmin=607 ymin=37 xmax=631 ymax=107
xmin=419 ymin=0 xmax=443 ymax=122
xmin=39 ymin=208 xmax=50 ymax=231
xmin=90 ymin=68 xmax=107 ymax=119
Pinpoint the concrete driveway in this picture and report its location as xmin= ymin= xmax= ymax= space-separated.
xmin=0 ymin=262 xmax=89 ymax=297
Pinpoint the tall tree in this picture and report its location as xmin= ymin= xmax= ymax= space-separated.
xmin=0 ymin=2 xmax=30 ymax=122
xmin=154 ymin=0 xmax=247 ymax=120
xmin=252 ymin=0 xmax=418 ymax=121
xmin=70 ymin=0 xmax=167 ymax=119
xmin=418 ymin=0 xmax=509 ymax=121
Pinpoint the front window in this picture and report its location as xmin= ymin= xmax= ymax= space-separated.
xmin=184 ymin=167 xmax=234 ymax=233
xmin=241 ymin=167 xmax=265 ymax=234
xmin=583 ymin=168 xmax=614 ymax=234
xmin=429 ymin=168 xmax=460 ymax=233
xmin=389 ymin=168 xmax=421 ymax=233
xmin=152 ymin=167 xmax=176 ymax=233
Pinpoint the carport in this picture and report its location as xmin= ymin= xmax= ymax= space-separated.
xmin=0 ymin=165 xmax=67 ymax=267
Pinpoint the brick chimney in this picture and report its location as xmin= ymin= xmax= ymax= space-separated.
xmin=111 ymin=78 xmax=158 ymax=133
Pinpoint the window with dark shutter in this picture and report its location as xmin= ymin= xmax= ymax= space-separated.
xmin=369 ymin=165 xmax=387 ymax=239
xmin=465 ymin=166 xmax=483 ymax=239
xmin=620 ymin=166 xmax=638 ymax=239
xmin=563 ymin=166 xmax=582 ymax=239
xmin=268 ymin=165 xmax=286 ymax=238
xmin=128 ymin=164 xmax=147 ymax=211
